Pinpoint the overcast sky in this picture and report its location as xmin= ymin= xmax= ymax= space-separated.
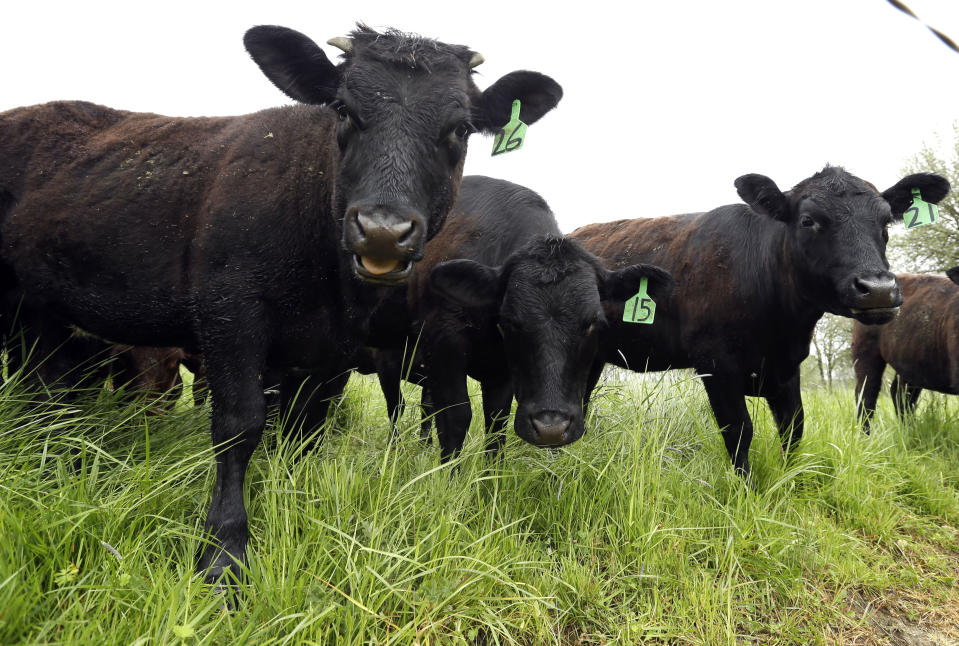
xmin=3 ymin=0 xmax=958 ymax=233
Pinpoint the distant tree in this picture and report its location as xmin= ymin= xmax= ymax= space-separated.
xmin=807 ymin=313 xmax=854 ymax=389
xmin=888 ymin=123 xmax=959 ymax=273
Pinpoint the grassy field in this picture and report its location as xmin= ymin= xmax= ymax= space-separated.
xmin=1 ymin=366 xmax=958 ymax=645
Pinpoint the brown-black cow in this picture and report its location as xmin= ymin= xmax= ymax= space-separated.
xmin=572 ymin=166 xmax=949 ymax=477
xmin=0 ymin=25 xmax=562 ymax=582
xmin=853 ymin=268 xmax=959 ymax=429
xmin=373 ymin=175 xmax=672 ymax=458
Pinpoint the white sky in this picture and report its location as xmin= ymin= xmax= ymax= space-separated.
xmin=3 ymin=0 xmax=958 ymax=233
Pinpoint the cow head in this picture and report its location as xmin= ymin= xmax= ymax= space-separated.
xmin=431 ymin=237 xmax=672 ymax=447
xmin=244 ymin=25 xmax=563 ymax=286
xmin=735 ymin=166 xmax=950 ymax=325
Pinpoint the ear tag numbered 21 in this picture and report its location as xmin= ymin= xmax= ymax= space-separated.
xmin=623 ymin=277 xmax=656 ymax=325
xmin=904 ymin=187 xmax=939 ymax=229
xmin=491 ymin=100 xmax=527 ymax=156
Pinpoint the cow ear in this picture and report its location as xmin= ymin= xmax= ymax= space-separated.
xmin=430 ymin=260 xmax=501 ymax=310
xmin=882 ymin=173 xmax=950 ymax=220
xmin=600 ymin=264 xmax=674 ymax=302
xmin=472 ymin=71 xmax=563 ymax=134
xmin=244 ymin=26 xmax=340 ymax=105
xmin=946 ymin=267 xmax=959 ymax=286
xmin=735 ymin=174 xmax=790 ymax=221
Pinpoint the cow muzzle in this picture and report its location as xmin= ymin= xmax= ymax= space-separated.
xmin=516 ymin=409 xmax=580 ymax=447
xmin=343 ymin=205 xmax=426 ymax=285
xmin=846 ymin=272 xmax=902 ymax=324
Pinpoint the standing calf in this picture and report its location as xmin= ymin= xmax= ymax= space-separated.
xmin=573 ymin=167 xmax=949 ymax=476
xmin=375 ymin=175 xmax=672 ymax=458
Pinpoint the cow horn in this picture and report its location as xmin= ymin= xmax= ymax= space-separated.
xmin=327 ymin=37 xmax=353 ymax=53
xmin=469 ymin=52 xmax=485 ymax=68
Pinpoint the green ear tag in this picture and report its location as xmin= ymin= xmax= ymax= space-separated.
xmin=491 ymin=100 xmax=527 ymax=156
xmin=623 ymin=277 xmax=656 ymax=324
xmin=904 ymin=187 xmax=939 ymax=229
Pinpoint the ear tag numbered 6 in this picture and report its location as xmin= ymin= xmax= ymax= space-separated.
xmin=491 ymin=100 xmax=527 ymax=156
xmin=623 ymin=277 xmax=656 ymax=324
xmin=904 ymin=187 xmax=939 ymax=229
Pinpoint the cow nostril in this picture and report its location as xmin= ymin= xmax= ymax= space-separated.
xmin=356 ymin=213 xmax=375 ymax=239
xmin=395 ymin=220 xmax=415 ymax=246
xmin=853 ymin=277 xmax=870 ymax=296
xmin=530 ymin=411 xmax=572 ymax=445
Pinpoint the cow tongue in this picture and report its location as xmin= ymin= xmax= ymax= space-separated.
xmin=360 ymin=255 xmax=401 ymax=275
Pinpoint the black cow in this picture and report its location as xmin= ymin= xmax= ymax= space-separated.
xmin=572 ymin=167 xmax=949 ymax=476
xmin=0 ymin=25 xmax=562 ymax=582
xmin=373 ymin=175 xmax=672 ymax=458
xmin=852 ymin=268 xmax=959 ymax=429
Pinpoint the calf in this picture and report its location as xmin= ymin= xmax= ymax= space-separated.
xmin=853 ymin=268 xmax=959 ymax=429
xmin=0 ymin=25 xmax=562 ymax=582
xmin=573 ymin=167 xmax=949 ymax=476
xmin=375 ymin=175 xmax=672 ymax=458
xmin=111 ymin=345 xmax=205 ymax=408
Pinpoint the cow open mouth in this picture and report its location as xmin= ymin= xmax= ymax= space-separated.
xmin=850 ymin=306 xmax=900 ymax=325
xmin=352 ymin=254 xmax=414 ymax=285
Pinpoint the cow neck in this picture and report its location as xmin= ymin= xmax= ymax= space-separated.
xmin=772 ymin=224 xmax=827 ymax=342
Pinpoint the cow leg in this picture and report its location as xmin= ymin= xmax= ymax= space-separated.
xmin=890 ymin=374 xmax=922 ymax=420
xmin=180 ymin=352 xmax=207 ymax=407
xmin=853 ymin=352 xmax=885 ymax=434
xmin=373 ymin=350 xmax=405 ymax=436
xmin=582 ymin=358 xmax=605 ymax=421
xmin=196 ymin=323 xmax=268 ymax=584
xmin=17 ymin=316 xmax=113 ymax=402
xmin=428 ymin=361 xmax=471 ymax=462
xmin=419 ymin=380 xmax=435 ymax=444
xmin=764 ymin=372 xmax=804 ymax=454
xmin=701 ymin=375 xmax=753 ymax=477
xmin=278 ymin=370 xmax=350 ymax=451
xmin=480 ymin=376 xmax=513 ymax=458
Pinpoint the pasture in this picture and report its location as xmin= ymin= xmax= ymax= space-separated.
xmin=1 ymin=365 xmax=958 ymax=645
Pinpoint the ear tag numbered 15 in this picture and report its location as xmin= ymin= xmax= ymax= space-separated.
xmin=623 ymin=277 xmax=656 ymax=325
xmin=491 ymin=100 xmax=527 ymax=156
xmin=904 ymin=187 xmax=939 ymax=229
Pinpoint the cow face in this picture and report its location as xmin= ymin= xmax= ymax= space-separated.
xmin=432 ymin=237 xmax=672 ymax=447
xmin=735 ymin=167 xmax=950 ymax=325
xmin=244 ymin=25 xmax=563 ymax=286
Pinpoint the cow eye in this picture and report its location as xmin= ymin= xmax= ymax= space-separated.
xmin=583 ymin=319 xmax=606 ymax=336
xmin=445 ymin=121 xmax=475 ymax=146
xmin=799 ymin=214 xmax=817 ymax=229
xmin=330 ymin=101 xmax=357 ymax=126
xmin=453 ymin=121 xmax=474 ymax=139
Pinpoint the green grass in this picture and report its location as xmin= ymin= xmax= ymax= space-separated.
xmin=1 ymin=367 xmax=958 ymax=645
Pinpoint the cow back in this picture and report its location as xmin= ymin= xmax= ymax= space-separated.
xmin=573 ymin=208 xmax=817 ymax=382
